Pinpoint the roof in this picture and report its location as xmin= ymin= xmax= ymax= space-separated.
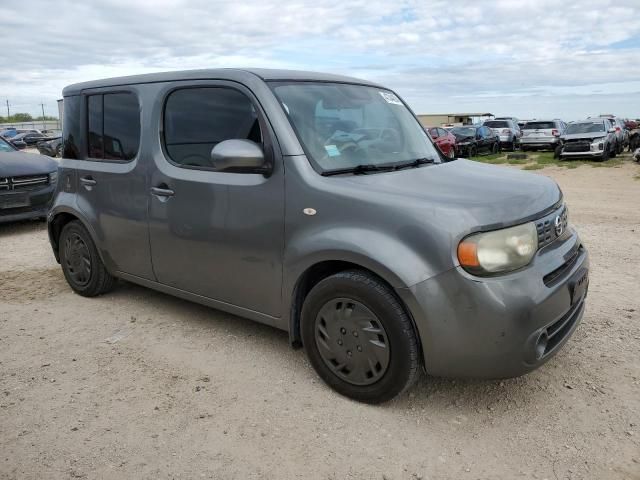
xmin=62 ymin=68 xmax=381 ymax=96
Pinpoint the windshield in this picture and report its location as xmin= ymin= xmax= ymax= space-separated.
xmin=451 ymin=127 xmax=476 ymax=137
xmin=524 ymin=121 xmax=555 ymax=129
xmin=565 ymin=122 xmax=605 ymax=134
xmin=0 ymin=137 xmax=15 ymax=152
xmin=270 ymin=82 xmax=440 ymax=173
xmin=484 ymin=121 xmax=509 ymax=128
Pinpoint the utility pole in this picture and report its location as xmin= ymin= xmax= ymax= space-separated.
xmin=40 ymin=103 xmax=46 ymax=130
xmin=5 ymin=99 xmax=9 ymax=121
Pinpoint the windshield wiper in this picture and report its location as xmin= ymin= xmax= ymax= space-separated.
xmin=321 ymin=164 xmax=396 ymax=176
xmin=321 ymin=158 xmax=437 ymax=176
xmin=392 ymin=157 xmax=437 ymax=170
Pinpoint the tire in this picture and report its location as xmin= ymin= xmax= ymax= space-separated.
xmin=553 ymin=145 xmax=562 ymax=159
xmin=56 ymin=144 xmax=62 ymax=157
xmin=300 ymin=270 xmax=420 ymax=404
xmin=610 ymin=142 xmax=616 ymax=158
xmin=491 ymin=142 xmax=499 ymax=154
xmin=59 ymin=220 xmax=116 ymax=297
xmin=469 ymin=145 xmax=477 ymax=157
xmin=446 ymin=146 xmax=456 ymax=160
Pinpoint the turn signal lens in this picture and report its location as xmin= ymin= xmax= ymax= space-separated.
xmin=457 ymin=242 xmax=480 ymax=267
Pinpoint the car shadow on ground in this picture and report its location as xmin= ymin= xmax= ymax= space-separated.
xmin=103 ymin=279 xmax=551 ymax=413
xmin=0 ymin=219 xmax=47 ymax=238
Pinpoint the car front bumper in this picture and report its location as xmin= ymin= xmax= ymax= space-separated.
xmin=397 ymin=229 xmax=589 ymax=378
xmin=560 ymin=150 xmax=606 ymax=158
xmin=0 ymin=184 xmax=55 ymax=224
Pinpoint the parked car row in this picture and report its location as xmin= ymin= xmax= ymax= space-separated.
xmin=426 ymin=114 xmax=635 ymax=162
xmin=1 ymin=127 xmax=63 ymax=157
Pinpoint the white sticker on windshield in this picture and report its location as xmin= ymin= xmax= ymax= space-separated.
xmin=379 ymin=91 xmax=403 ymax=105
xmin=324 ymin=145 xmax=340 ymax=157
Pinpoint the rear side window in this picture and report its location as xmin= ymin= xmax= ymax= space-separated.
xmin=163 ymin=87 xmax=261 ymax=168
xmin=86 ymin=92 xmax=140 ymax=161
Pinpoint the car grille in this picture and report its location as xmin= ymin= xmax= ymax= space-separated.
xmin=563 ymin=142 xmax=590 ymax=152
xmin=536 ymin=205 xmax=569 ymax=249
xmin=0 ymin=175 xmax=50 ymax=191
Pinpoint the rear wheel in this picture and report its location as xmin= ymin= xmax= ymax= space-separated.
xmin=469 ymin=145 xmax=477 ymax=157
xmin=301 ymin=270 xmax=420 ymax=404
xmin=491 ymin=142 xmax=499 ymax=154
xmin=59 ymin=221 xmax=116 ymax=297
xmin=610 ymin=142 xmax=617 ymax=158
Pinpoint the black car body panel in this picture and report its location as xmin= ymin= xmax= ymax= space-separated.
xmin=0 ymin=150 xmax=58 ymax=223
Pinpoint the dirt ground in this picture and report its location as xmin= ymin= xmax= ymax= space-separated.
xmin=1 ymin=159 xmax=639 ymax=480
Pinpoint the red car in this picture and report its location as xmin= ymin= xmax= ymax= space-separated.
xmin=427 ymin=126 xmax=457 ymax=160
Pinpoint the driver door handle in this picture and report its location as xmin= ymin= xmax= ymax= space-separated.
xmin=150 ymin=186 xmax=175 ymax=198
xmin=80 ymin=176 xmax=97 ymax=187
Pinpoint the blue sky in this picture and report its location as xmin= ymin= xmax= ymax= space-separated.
xmin=2 ymin=0 xmax=640 ymax=121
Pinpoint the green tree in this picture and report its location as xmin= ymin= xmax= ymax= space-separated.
xmin=10 ymin=113 xmax=33 ymax=122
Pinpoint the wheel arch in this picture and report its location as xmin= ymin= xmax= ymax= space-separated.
xmin=48 ymin=208 xmax=107 ymax=267
xmin=287 ymin=258 xmax=423 ymax=362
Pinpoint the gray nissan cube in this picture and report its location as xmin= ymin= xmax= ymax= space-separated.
xmin=48 ymin=69 xmax=589 ymax=403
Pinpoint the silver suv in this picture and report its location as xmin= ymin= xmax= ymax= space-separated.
xmin=560 ymin=119 xmax=616 ymax=161
xmin=521 ymin=119 xmax=566 ymax=151
xmin=483 ymin=119 xmax=520 ymax=151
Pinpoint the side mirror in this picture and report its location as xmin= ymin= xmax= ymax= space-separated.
xmin=210 ymin=139 xmax=270 ymax=174
xmin=608 ymin=128 xmax=616 ymax=133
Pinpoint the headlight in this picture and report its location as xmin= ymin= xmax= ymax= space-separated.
xmin=590 ymin=137 xmax=605 ymax=151
xmin=457 ymin=222 xmax=538 ymax=275
xmin=49 ymin=171 xmax=58 ymax=184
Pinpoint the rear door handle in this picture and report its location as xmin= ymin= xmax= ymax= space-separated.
xmin=150 ymin=186 xmax=175 ymax=198
xmin=80 ymin=176 xmax=97 ymax=187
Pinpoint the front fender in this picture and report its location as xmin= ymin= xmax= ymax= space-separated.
xmin=283 ymin=226 xmax=441 ymax=304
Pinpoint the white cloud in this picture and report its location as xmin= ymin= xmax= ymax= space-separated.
xmin=1 ymin=0 xmax=639 ymax=119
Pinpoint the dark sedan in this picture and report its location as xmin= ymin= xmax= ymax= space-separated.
xmin=450 ymin=125 xmax=500 ymax=157
xmin=36 ymin=137 xmax=63 ymax=157
xmin=10 ymin=132 xmax=50 ymax=146
xmin=0 ymin=136 xmax=58 ymax=223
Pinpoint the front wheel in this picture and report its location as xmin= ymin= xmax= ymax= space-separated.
xmin=491 ymin=142 xmax=499 ymax=154
xmin=59 ymin=220 xmax=116 ymax=297
xmin=301 ymin=270 xmax=420 ymax=404
xmin=446 ymin=145 xmax=456 ymax=160
xmin=468 ymin=145 xmax=477 ymax=157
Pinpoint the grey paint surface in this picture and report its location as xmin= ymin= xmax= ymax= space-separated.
xmin=49 ymin=68 xmax=588 ymax=377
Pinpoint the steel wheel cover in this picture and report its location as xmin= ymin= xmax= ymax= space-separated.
xmin=64 ymin=233 xmax=91 ymax=287
xmin=314 ymin=298 xmax=391 ymax=386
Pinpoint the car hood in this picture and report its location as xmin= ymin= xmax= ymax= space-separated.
xmin=0 ymin=151 xmax=58 ymax=177
xmin=337 ymin=159 xmax=561 ymax=231
xmin=453 ymin=134 xmax=474 ymax=142
xmin=561 ymin=132 xmax=607 ymax=141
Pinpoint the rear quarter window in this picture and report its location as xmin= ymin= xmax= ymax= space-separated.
xmin=62 ymin=95 xmax=81 ymax=159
